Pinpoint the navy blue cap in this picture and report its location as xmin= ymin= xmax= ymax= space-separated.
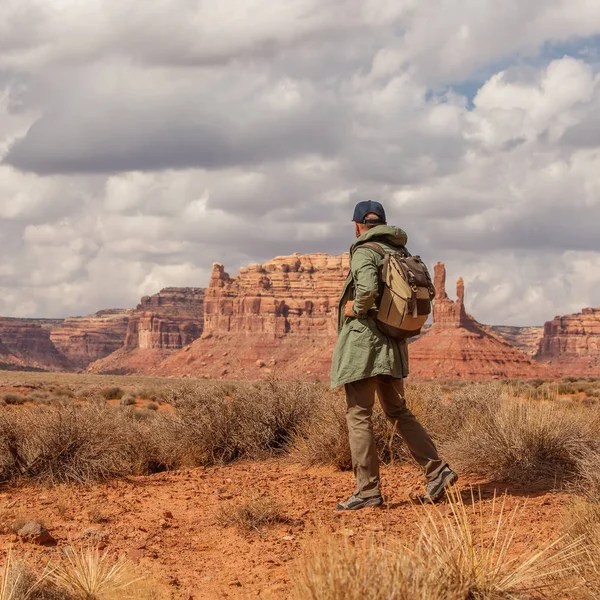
xmin=352 ymin=200 xmax=386 ymax=224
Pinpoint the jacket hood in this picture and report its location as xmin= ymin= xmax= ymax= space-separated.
xmin=350 ymin=225 xmax=408 ymax=254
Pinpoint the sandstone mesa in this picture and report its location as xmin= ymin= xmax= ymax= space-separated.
xmin=0 ymin=252 xmax=598 ymax=379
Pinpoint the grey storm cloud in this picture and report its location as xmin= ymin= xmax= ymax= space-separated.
xmin=2 ymin=0 xmax=600 ymax=325
xmin=4 ymin=70 xmax=348 ymax=174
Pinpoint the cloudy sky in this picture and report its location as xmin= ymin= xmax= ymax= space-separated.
xmin=1 ymin=0 xmax=600 ymax=325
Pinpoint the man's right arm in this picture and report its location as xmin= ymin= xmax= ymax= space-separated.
xmin=350 ymin=248 xmax=379 ymax=317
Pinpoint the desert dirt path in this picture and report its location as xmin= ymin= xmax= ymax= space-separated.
xmin=0 ymin=461 xmax=570 ymax=599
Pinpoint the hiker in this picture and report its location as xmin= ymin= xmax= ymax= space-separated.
xmin=331 ymin=200 xmax=457 ymax=510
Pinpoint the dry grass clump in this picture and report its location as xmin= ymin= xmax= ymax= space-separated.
xmin=1 ymin=394 xmax=25 ymax=406
xmin=164 ymin=378 xmax=325 ymax=465
xmin=0 ymin=545 xmax=161 ymax=600
xmin=99 ymin=387 xmax=124 ymax=401
xmin=119 ymin=394 xmax=136 ymax=406
xmin=442 ymin=392 xmax=600 ymax=483
xmin=0 ymin=552 xmax=49 ymax=600
xmin=574 ymin=451 xmax=600 ymax=497
xmin=0 ymin=403 xmax=176 ymax=484
xmin=24 ymin=391 xmax=49 ymax=403
xmin=135 ymin=388 xmax=161 ymax=402
xmin=291 ymin=389 xmax=408 ymax=470
xmin=563 ymin=497 xmax=600 ymax=599
xmin=49 ymin=546 xmax=139 ymax=599
xmin=291 ymin=390 xmax=351 ymax=469
xmin=217 ymin=494 xmax=290 ymax=532
xmin=292 ymin=489 xmax=584 ymax=600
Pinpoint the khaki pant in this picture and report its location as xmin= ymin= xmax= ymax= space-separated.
xmin=345 ymin=375 xmax=446 ymax=498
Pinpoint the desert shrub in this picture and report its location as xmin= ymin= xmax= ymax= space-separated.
xmin=76 ymin=388 xmax=98 ymax=401
xmin=130 ymin=408 xmax=157 ymax=422
xmin=217 ymin=494 xmax=290 ymax=532
xmin=530 ymin=378 xmax=549 ymax=388
xmin=51 ymin=386 xmax=75 ymax=399
xmin=408 ymin=382 xmax=504 ymax=445
xmin=2 ymin=393 xmax=25 ymax=405
xmin=556 ymin=382 xmax=577 ymax=395
xmin=99 ymin=387 xmax=124 ymax=400
xmin=291 ymin=489 xmax=583 ymax=600
xmin=29 ymin=395 xmax=52 ymax=406
xmin=119 ymin=394 xmax=136 ymax=406
xmin=26 ymin=390 xmax=50 ymax=402
xmin=136 ymin=387 xmax=159 ymax=401
xmin=291 ymin=390 xmax=351 ymax=469
xmin=0 ymin=403 xmax=161 ymax=483
xmin=574 ymin=451 xmax=600 ymax=497
xmin=164 ymin=379 xmax=323 ymax=466
xmin=292 ymin=389 xmax=408 ymax=470
xmin=442 ymin=395 xmax=600 ymax=483
xmin=145 ymin=401 xmax=159 ymax=411
xmin=1 ymin=561 xmax=52 ymax=599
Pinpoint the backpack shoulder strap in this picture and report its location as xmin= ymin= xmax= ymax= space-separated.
xmin=359 ymin=241 xmax=412 ymax=258
xmin=356 ymin=242 xmax=391 ymax=282
xmin=357 ymin=242 xmax=386 ymax=257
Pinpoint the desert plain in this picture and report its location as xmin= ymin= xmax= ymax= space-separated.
xmin=1 ymin=370 xmax=600 ymax=599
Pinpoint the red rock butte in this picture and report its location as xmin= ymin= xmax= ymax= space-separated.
xmin=408 ymin=263 xmax=548 ymax=379
xmin=156 ymin=254 xmax=349 ymax=379
xmin=204 ymin=254 xmax=348 ymax=338
xmin=536 ymin=307 xmax=600 ymax=375
xmin=0 ymin=317 xmax=67 ymax=371
xmin=50 ymin=310 xmax=132 ymax=369
xmin=88 ymin=288 xmax=205 ymax=374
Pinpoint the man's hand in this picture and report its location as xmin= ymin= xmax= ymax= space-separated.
xmin=344 ymin=301 xmax=356 ymax=318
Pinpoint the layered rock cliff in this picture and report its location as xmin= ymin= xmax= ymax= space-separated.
xmin=490 ymin=326 xmax=544 ymax=357
xmin=536 ymin=308 xmax=600 ymax=375
xmin=125 ymin=287 xmax=205 ymax=350
xmin=156 ymin=253 xmax=349 ymax=378
xmin=0 ymin=318 xmax=68 ymax=371
xmin=3 ymin=252 xmax=592 ymax=379
xmin=89 ymin=288 xmax=205 ymax=374
xmin=50 ymin=310 xmax=132 ymax=368
xmin=204 ymin=254 xmax=348 ymax=338
xmin=409 ymin=263 xmax=548 ymax=379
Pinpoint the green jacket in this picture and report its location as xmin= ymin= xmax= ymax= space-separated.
xmin=330 ymin=225 xmax=409 ymax=389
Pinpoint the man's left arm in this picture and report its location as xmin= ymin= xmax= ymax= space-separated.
xmin=345 ymin=249 xmax=379 ymax=317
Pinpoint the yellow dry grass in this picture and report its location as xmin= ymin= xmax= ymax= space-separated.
xmin=292 ymin=488 xmax=586 ymax=600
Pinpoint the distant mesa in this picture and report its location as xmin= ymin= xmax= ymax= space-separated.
xmin=203 ymin=254 xmax=347 ymax=338
xmin=50 ymin=309 xmax=132 ymax=369
xmin=536 ymin=307 xmax=600 ymax=375
xmin=155 ymin=253 xmax=349 ymax=379
xmin=0 ymin=317 xmax=68 ymax=371
xmin=0 ymin=254 xmax=598 ymax=379
xmin=88 ymin=288 xmax=205 ymax=374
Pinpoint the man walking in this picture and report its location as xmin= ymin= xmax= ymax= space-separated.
xmin=331 ymin=200 xmax=457 ymax=510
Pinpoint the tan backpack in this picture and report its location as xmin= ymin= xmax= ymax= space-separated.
xmin=360 ymin=242 xmax=435 ymax=339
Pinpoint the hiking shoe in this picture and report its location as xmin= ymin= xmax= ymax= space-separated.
xmin=420 ymin=467 xmax=458 ymax=504
xmin=336 ymin=494 xmax=384 ymax=511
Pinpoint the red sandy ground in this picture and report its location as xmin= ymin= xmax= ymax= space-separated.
xmin=0 ymin=462 xmax=571 ymax=599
